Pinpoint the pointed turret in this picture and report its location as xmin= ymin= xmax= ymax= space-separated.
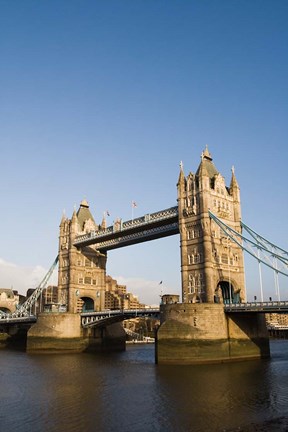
xmin=59 ymin=210 xmax=67 ymax=235
xmin=71 ymin=207 xmax=77 ymax=222
xmin=177 ymin=161 xmax=187 ymax=213
xmin=60 ymin=209 xmax=66 ymax=224
xmin=177 ymin=160 xmax=185 ymax=183
xmin=196 ymin=145 xmax=219 ymax=180
xmin=229 ymin=166 xmax=241 ymax=220
xmin=76 ymin=199 xmax=96 ymax=232
xmin=229 ymin=166 xmax=240 ymax=194
xmin=101 ymin=213 xmax=107 ymax=230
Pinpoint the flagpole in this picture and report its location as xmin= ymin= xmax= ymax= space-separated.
xmin=131 ymin=201 xmax=137 ymax=222
xmin=159 ymin=281 xmax=163 ymax=304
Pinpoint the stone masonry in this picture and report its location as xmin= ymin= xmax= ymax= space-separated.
xmin=58 ymin=199 xmax=107 ymax=313
xmin=177 ymin=146 xmax=246 ymax=304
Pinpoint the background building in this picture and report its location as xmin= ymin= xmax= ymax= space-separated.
xmin=0 ymin=289 xmax=25 ymax=313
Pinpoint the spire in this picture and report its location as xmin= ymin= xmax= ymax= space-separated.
xmin=80 ymin=198 xmax=89 ymax=208
xmin=177 ymin=160 xmax=186 ymax=200
xmin=177 ymin=160 xmax=185 ymax=185
xmin=201 ymin=145 xmax=212 ymax=161
xmin=72 ymin=207 xmax=77 ymax=222
xmin=60 ymin=209 xmax=66 ymax=225
xmin=101 ymin=212 xmax=107 ymax=230
xmin=196 ymin=146 xmax=218 ymax=178
xmin=230 ymin=165 xmax=239 ymax=191
xmin=76 ymin=198 xmax=96 ymax=231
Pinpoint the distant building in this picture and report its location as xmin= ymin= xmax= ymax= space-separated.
xmin=266 ymin=313 xmax=288 ymax=329
xmin=21 ymin=277 xmax=145 ymax=314
xmin=0 ymin=289 xmax=22 ymax=313
xmin=104 ymin=275 xmax=145 ymax=310
xmin=26 ymin=285 xmax=58 ymax=314
xmin=161 ymin=294 xmax=180 ymax=304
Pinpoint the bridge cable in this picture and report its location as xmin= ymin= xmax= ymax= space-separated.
xmin=8 ymin=255 xmax=59 ymax=319
xmin=209 ymin=211 xmax=288 ymax=277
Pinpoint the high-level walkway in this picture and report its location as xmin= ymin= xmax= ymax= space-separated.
xmin=73 ymin=206 xmax=179 ymax=250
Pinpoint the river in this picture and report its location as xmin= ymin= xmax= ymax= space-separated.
xmin=1 ymin=339 xmax=288 ymax=432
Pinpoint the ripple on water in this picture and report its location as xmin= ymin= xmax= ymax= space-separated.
xmin=0 ymin=341 xmax=288 ymax=432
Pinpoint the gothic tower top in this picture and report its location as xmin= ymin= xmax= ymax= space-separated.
xmin=196 ymin=145 xmax=219 ymax=179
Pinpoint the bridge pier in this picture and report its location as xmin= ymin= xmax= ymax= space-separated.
xmin=83 ymin=323 xmax=126 ymax=353
xmin=27 ymin=313 xmax=126 ymax=353
xmin=156 ymin=303 xmax=270 ymax=364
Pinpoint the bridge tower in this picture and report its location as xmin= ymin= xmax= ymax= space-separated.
xmin=177 ymin=147 xmax=246 ymax=304
xmin=58 ymin=199 xmax=107 ymax=313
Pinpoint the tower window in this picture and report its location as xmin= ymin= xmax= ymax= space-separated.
xmin=221 ymin=254 xmax=228 ymax=264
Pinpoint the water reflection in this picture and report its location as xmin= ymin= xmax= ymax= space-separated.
xmin=0 ymin=341 xmax=288 ymax=432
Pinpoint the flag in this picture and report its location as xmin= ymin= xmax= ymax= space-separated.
xmin=106 ymin=210 xmax=110 ymax=216
xmin=159 ymin=281 xmax=163 ymax=285
xmin=132 ymin=201 xmax=137 ymax=208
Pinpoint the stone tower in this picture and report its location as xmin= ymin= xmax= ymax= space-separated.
xmin=177 ymin=147 xmax=246 ymax=304
xmin=58 ymin=199 xmax=107 ymax=313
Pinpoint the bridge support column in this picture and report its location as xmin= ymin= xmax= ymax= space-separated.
xmin=226 ymin=312 xmax=270 ymax=360
xmin=156 ymin=303 xmax=270 ymax=364
xmin=27 ymin=313 xmax=87 ymax=353
xmin=83 ymin=323 xmax=126 ymax=353
xmin=27 ymin=313 xmax=126 ymax=353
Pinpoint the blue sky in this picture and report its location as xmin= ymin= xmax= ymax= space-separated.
xmin=0 ymin=0 xmax=287 ymax=304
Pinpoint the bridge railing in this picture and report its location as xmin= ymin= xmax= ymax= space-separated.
xmin=81 ymin=308 xmax=160 ymax=327
xmin=224 ymin=301 xmax=288 ymax=312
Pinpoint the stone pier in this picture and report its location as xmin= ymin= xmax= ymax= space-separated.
xmin=27 ymin=313 xmax=126 ymax=353
xmin=156 ymin=303 xmax=270 ymax=364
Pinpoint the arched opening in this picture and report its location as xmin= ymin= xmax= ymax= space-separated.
xmin=215 ymin=281 xmax=240 ymax=304
xmin=0 ymin=307 xmax=11 ymax=313
xmin=80 ymin=297 xmax=94 ymax=312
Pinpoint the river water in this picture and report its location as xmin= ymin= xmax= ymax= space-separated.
xmin=1 ymin=339 xmax=288 ymax=432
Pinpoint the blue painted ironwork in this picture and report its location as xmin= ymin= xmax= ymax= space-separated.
xmin=0 ymin=316 xmax=37 ymax=325
xmin=209 ymin=211 xmax=288 ymax=276
xmin=224 ymin=301 xmax=288 ymax=313
xmin=81 ymin=308 xmax=160 ymax=328
xmin=0 ymin=256 xmax=59 ymax=320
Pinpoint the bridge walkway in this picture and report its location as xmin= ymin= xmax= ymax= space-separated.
xmin=73 ymin=206 xmax=179 ymax=251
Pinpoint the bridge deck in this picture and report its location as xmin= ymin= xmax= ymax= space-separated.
xmin=1 ymin=302 xmax=288 ymax=327
xmin=224 ymin=301 xmax=288 ymax=313
xmin=73 ymin=206 xmax=179 ymax=250
xmin=81 ymin=308 xmax=160 ymax=327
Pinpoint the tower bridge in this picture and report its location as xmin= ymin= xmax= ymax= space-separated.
xmin=1 ymin=146 xmax=288 ymax=364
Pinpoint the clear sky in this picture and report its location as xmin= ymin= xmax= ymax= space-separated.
xmin=0 ymin=0 xmax=287 ymax=304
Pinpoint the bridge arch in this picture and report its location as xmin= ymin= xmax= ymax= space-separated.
xmin=215 ymin=280 xmax=241 ymax=304
xmin=0 ymin=307 xmax=12 ymax=314
xmin=79 ymin=296 xmax=94 ymax=312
